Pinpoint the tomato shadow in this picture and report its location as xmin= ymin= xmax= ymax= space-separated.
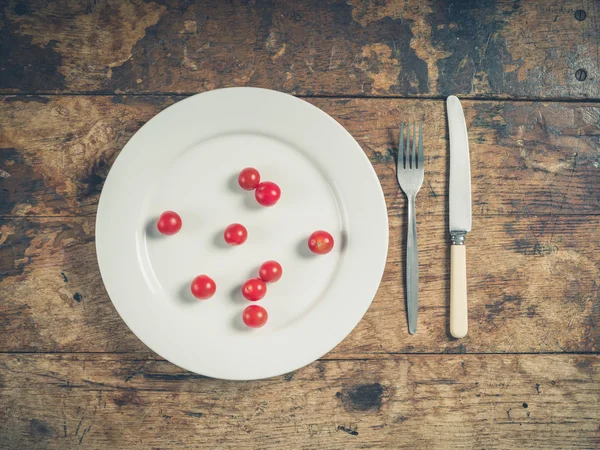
xmin=145 ymin=217 xmax=162 ymax=240
xmin=339 ymin=230 xmax=348 ymax=252
xmin=243 ymin=193 xmax=263 ymax=210
xmin=227 ymin=173 xmax=242 ymax=194
xmin=229 ymin=173 xmax=261 ymax=209
xmin=212 ymin=230 xmax=230 ymax=249
xmin=178 ymin=281 xmax=197 ymax=304
xmin=229 ymin=283 xmax=246 ymax=305
xmin=230 ymin=311 xmax=250 ymax=332
xmin=228 ymin=172 xmax=264 ymax=210
xmin=296 ymin=236 xmax=316 ymax=259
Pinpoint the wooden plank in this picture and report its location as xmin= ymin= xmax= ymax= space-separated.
xmin=0 ymin=354 xmax=598 ymax=449
xmin=1 ymin=214 xmax=599 ymax=354
xmin=0 ymin=0 xmax=598 ymax=99
xmin=1 ymin=96 xmax=600 ymax=217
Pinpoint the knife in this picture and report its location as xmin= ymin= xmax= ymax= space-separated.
xmin=447 ymin=95 xmax=471 ymax=339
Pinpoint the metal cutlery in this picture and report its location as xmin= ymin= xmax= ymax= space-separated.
xmin=447 ymin=96 xmax=472 ymax=339
xmin=396 ymin=123 xmax=424 ymax=335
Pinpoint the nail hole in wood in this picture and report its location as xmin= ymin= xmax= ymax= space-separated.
xmin=14 ymin=2 xmax=29 ymax=15
xmin=574 ymin=10 xmax=586 ymax=21
xmin=12 ymin=64 xmax=25 ymax=77
xmin=575 ymin=69 xmax=587 ymax=81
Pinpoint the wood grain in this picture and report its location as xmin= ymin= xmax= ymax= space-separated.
xmin=2 ymin=96 xmax=600 ymax=217
xmin=2 ymin=1 xmax=599 ymax=448
xmin=0 ymin=0 xmax=598 ymax=99
xmin=0 ymin=354 xmax=598 ymax=449
xmin=1 ymin=213 xmax=598 ymax=354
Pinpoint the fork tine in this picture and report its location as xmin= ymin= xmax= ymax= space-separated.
xmin=411 ymin=123 xmax=416 ymax=169
xmin=418 ymin=122 xmax=423 ymax=169
xmin=405 ymin=123 xmax=410 ymax=169
xmin=406 ymin=123 xmax=413 ymax=169
xmin=399 ymin=123 xmax=405 ymax=169
xmin=406 ymin=123 xmax=410 ymax=169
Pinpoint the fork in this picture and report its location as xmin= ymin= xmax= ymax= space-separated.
xmin=396 ymin=123 xmax=424 ymax=334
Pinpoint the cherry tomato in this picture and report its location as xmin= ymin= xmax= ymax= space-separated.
xmin=156 ymin=211 xmax=182 ymax=235
xmin=242 ymin=305 xmax=268 ymax=328
xmin=224 ymin=223 xmax=248 ymax=246
xmin=191 ymin=275 xmax=216 ymax=300
xmin=241 ymin=278 xmax=267 ymax=301
xmin=255 ymin=181 xmax=281 ymax=207
xmin=238 ymin=167 xmax=261 ymax=190
xmin=259 ymin=260 xmax=282 ymax=283
xmin=308 ymin=230 xmax=334 ymax=255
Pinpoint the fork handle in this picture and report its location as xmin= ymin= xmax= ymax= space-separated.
xmin=450 ymin=244 xmax=468 ymax=338
xmin=406 ymin=195 xmax=418 ymax=334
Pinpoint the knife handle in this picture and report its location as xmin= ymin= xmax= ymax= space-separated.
xmin=450 ymin=244 xmax=468 ymax=338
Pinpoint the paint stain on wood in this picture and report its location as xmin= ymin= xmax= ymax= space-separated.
xmin=0 ymin=218 xmax=38 ymax=277
xmin=112 ymin=390 xmax=144 ymax=407
xmin=28 ymin=419 xmax=52 ymax=437
xmin=337 ymin=383 xmax=384 ymax=411
xmin=0 ymin=149 xmax=46 ymax=215
xmin=337 ymin=424 xmax=359 ymax=436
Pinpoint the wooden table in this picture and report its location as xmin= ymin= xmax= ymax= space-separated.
xmin=1 ymin=1 xmax=599 ymax=448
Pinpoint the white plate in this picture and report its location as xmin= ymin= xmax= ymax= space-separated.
xmin=96 ymin=88 xmax=388 ymax=380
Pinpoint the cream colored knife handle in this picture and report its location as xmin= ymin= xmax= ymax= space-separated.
xmin=450 ymin=244 xmax=468 ymax=338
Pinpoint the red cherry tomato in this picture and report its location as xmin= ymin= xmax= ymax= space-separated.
xmin=259 ymin=260 xmax=283 ymax=283
xmin=238 ymin=167 xmax=261 ymax=190
xmin=191 ymin=275 xmax=216 ymax=300
xmin=241 ymin=278 xmax=267 ymax=301
xmin=224 ymin=223 xmax=248 ymax=246
xmin=255 ymin=181 xmax=281 ymax=207
xmin=243 ymin=305 xmax=268 ymax=328
xmin=308 ymin=230 xmax=334 ymax=255
xmin=156 ymin=211 xmax=182 ymax=235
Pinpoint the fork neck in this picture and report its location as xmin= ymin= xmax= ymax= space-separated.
xmin=407 ymin=194 xmax=416 ymax=216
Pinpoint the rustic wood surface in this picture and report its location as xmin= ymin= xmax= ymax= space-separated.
xmin=1 ymin=354 xmax=599 ymax=449
xmin=2 ymin=96 xmax=600 ymax=217
xmin=0 ymin=0 xmax=598 ymax=98
xmin=1 ymin=213 xmax=600 ymax=355
xmin=1 ymin=0 xmax=600 ymax=448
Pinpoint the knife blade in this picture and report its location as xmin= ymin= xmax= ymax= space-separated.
xmin=448 ymin=96 xmax=472 ymax=234
xmin=447 ymin=95 xmax=471 ymax=339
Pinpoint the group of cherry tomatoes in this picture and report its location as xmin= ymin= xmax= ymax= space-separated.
xmin=238 ymin=167 xmax=281 ymax=207
xmin=189 ymin=259 xmax=280 ymax=328
xmin=155 ymin=167 xmax=335 ymax=329
xmin=239 ymin=259 xmax=282 ymax=327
